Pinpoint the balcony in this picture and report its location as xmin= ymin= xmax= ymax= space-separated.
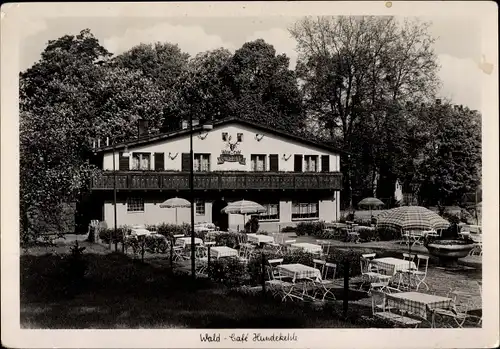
xmin=90 ymin=171 xmax=342 ymax=191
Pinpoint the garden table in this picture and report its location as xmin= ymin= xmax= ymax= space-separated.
xmin=385 ymin=291 xmax=453 ymax=322
xmin=247 ymin=233 xmax=274 ymax=244
xmin=277 ymin=263 xmax=322 ymax=282
xmin=290 ymin=243 xmax=323 ymax=254
xmin=175 ymin=237 xmax=203 ymax=248
xmin=371 ymin=257 xmax=416 ymax=276
xmin=210 ymin=246 xmax=238 ymax=259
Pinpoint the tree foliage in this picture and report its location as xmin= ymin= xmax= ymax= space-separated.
xmin=290 ymin=16 xmax=441 ymax=206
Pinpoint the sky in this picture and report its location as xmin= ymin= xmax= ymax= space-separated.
xmin=19 ymin=16 xmax=483 ymax=111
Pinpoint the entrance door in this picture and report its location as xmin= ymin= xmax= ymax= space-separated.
xmin=212 ymin=199 xmax=228 ymax=231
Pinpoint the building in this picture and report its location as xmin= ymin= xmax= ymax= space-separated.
xmin=89 ymin=117 xmax=343 ymax=232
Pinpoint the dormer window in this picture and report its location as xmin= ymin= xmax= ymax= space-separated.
xmin=222 ymin=132 xmax=228 ymax=141
xmin=237 ymin=133 xmax=243 ymax=142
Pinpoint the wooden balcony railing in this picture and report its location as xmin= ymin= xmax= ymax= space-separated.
xmin=90 ymin=171 xmax=342 ymax=191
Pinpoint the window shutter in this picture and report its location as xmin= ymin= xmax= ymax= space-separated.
xmin=154 ymin=152 xmax=165 ymax=171
xmin=321 ymin=155 xmax=330 ymax=172
xmin=119 ymin=152 xmax=129 ymax=170
xmin=269 ymin=154 xmax=279 ymax=172
xmin=181 ymin=153 xmax=191 ymax=172
xmin=294 ymin=154 xmax=303 ymax=172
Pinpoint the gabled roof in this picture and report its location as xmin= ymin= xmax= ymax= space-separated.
xmin=94 ymin=117 xmax=345 ymax=155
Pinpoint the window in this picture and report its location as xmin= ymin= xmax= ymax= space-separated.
xmin=194 ymin=154 xmax=210 ymax=172
xmin=195 ymin=201 xmax=205 ymax=215
xmin=251 ymin=154 xmax=266 ymax=171
xmin=304 ymin=155 xmax=318 ymax=172
xmin=127 ymin=197 xmax=144 ymax=212
xmin=237 ymin=133 xmax=243 ymax=142
xmin=269 ymin=154 xmax=279 ymax=172
xmin=154 ymin=152 xmax=165 ymax=171
xmin=119 ymin=152 xmax=130 ymax=170
xmin=294 ymin=154 xmax=303 ymax=172
xmin=292 ymin=202 xmax=319 ymax=219
xmin=321 ymin=155 xmax=330 ymax=172
xmin=131 ymin=153 xmax=151 ymax=170
xmin=259 ymin=203 xmax=279 ymax=220
xmin=222 ymin=132 xmax=228 ymax=141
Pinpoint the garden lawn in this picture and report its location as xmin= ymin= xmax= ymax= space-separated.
xmin=21 ymin=244 xmax=376 ymax=329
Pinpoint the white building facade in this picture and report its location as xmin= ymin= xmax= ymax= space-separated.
xmin=90 ymin=118 xmax=343 ymax=232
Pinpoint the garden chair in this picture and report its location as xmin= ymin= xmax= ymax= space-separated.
xmin=399 ymin=254 xmax=429 ymax=291
xmin=399 ymin=230 xmax=411 ymax=245
xmin=316 ymin=239 xmax=333 ymax=255
xmin=313 ymin=259 xmax=326 ymax=276
xmin=265 ymin=266 xmax=297 ymax=301
xmin=431 ymin=289 xmax=476 ymax=328
xmin=315 ymin=262 xmax=337 ymax=291
xmin=360 ymin=255 xmax=389 ymax=292
xmin=402 ymin=253 xmax=416 ymax=262
xmin=304 ymin=276 xmax=336 ymax=302
xmin=195 ymin=246 xmax=209 ymax=275
xmin=268 ymin=258 xmax=284 ymax=279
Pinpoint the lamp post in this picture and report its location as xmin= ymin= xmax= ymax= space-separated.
xmin=189 ymin=115 xmax=213 ymax=279
xmin=111 ymin=141 xmax=129 ymax=251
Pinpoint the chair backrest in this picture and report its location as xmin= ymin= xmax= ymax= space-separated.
xmin=324 ymin=262 xmax=337 ymax=280
xmin=371 ymin=290 xmax=386 ymax=314
xmin=268 ymin=258 xmax=284 ymax=265
xmin=284 ymin=239 xmax=296 ymax=244
xmin=362 ymin=253 xmax=376 ymax=259
xmin=416 ymin=254 xmax=429 ymax=271
xmin=173 ymin=234 xmax=184 ymax=239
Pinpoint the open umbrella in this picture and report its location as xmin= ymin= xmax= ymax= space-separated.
xmin=221 ymin=199 xmax=266 ymax=232
xmin=159 ymin=197 xmax=191 ymax=224
xmin=376 ymin=206 xmax=450 ymax=232
xmin=358 ymin=197 xmax=385 ymax=217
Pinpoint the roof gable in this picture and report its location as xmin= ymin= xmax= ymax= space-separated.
xmin=94 ymin=117 xmax=344 ymax=155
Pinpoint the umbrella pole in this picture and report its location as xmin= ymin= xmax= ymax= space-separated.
xmin=175 ymin=208 xmax=178 ymax=225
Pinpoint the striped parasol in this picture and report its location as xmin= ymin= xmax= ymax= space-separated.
xmin=222 ymin=200 xmax=266 ymax=232
xmin=159 ymin=197 xmax=191 ymax=224
xmin=376 ymin=206 xmax=450 ymax=232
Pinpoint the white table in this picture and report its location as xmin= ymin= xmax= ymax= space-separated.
xmin=210 ymin=246 xmax=238 ymax=259
xmin=290 ymin=242 xmax=323 ymax=254
xmin=371 ymin=257 xmax=416 ymax=276
xmin=131 ymin=228 xmax=152 ymax=236
xmin=175 ymin=237 xmax=203 ymax=247
xmin=277 ymin=263 xmax=322 ymax=282
xmin=247 ymin=233 xmax=274 ymax=244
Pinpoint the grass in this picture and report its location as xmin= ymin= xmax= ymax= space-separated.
xmin=20 ymin=243 xmax=380 ymax=329
xmin=21 ymin=240 xmax=481 ymax=329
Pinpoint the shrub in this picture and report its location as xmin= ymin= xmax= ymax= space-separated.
xmin=325 ymin=248 xmax=368 ymax=277
xmin=280 ymin=226 xmax=296 ymax=233
xmin=144 ymin=234 xmax=169 ymax=254
xmin=61 ymin=240 xmax=88 ymax=294
xmin=346 ymin=213 xmax=355 ymax=221
xmin=215 ymin=232 xmax=246 ymax=248
xmin=283 ymin=250 xmax=314 ymax=266
xmin=123 ymin=235 xmax=141 ymax=256
xmin=244 ymin=216 xmax=260 ymax=234
xmin=208 ymin=257 xmax=247 ymax=288
xmin=247 ymin=250 xmax=283 ymax=285
xmin=296 ymin=221 xmax=325 ymax=236
xmin=155 ymin=223 xmax=190 ymax=240
xmin=377 ymin=228 xmax=400 ymax=241
xmin=98 ymin=227 xmax=129 ymax=244
xmin=357 ymin=227 xmax=379 ymax=242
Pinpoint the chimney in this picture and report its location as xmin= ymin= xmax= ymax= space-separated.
xmin=138 ymin=119 xmax=149 ymax=138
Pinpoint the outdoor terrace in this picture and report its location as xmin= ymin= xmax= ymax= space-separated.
xmin=90 ymin=171 xmax=343 ymax=191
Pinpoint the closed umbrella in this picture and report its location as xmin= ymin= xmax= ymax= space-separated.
xmin=358 ymin=197 xmax=385 ymax=217
xmin=221 ymin=200 xmax=266 ymax=232
xmin=376 ymin=206 xmax=450 ymax=232
xmin=159 ymin=197 xmax=191 ymax=224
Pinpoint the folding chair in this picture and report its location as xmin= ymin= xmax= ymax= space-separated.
xmin=265 ymin=266 xmax=297 ymax=301
xmin=402 ymin=253 xmax=416 ymax=262
xmin=313 ymin=259 xmax=326 ymax=276
xmin=431 ymin=289 xmax=475 ymax=328
xmin=371 ymin=290 xmax=422 ymax=328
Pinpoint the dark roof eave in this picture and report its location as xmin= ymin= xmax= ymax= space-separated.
xmin=93 ymin=117 xmax=347 ymax=155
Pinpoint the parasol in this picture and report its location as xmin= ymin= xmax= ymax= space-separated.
xmin=159 ymin=197 xmax=191 ymax=224
xmin=221 ymin=200 xmax=266 ymax=232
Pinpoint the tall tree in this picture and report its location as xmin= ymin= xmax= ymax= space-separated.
xmin=290 ymin=16 xmax=440 ymax=207
xmin=411 ymin=103 xmax=481 ymax=206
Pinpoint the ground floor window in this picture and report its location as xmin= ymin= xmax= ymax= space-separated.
xmin=259 ymin=203 xmax=279 ymax=220
xmin=127 ymin=197 xmax=144 ymax=212
xmin=195 ymin=200 xmax=205 ymax=215
xmin=292 ymin=201 xmax=319 ymax=219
